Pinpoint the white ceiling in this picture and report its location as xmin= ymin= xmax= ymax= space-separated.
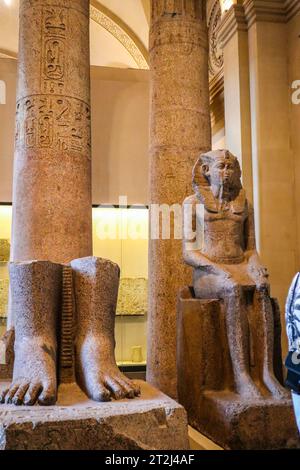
xmin=99 ymin=0 xmax=149 ymax=49
xmin=0 ymin=0 xmax=150 ymax=68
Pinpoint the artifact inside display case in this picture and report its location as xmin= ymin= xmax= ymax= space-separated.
xmin=0 ymin=207 xmax=12 ymax=338
xmin=0 ymin=205 xmax=148 ymax=365
xmin=117 ymin=278 xmax=148 ymax=316
xmin=0 ymin=262 xmax=9 ymax=317
xmin=92 ymin=206 xmax=148 ymax=366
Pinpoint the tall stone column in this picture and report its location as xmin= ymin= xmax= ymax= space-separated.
xmin=11 ymin=0 xmax=92 ymax=265
xmin=147 ymin=0 xmax=211 ymax=398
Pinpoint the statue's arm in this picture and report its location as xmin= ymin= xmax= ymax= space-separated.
xmin=245 ymin=201 xmax=257 ymax=254
xmin=244 ymin=201 xmax=269 ymax=286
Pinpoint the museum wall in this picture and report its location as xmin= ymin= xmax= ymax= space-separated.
xmin=91 ymin=66 xmax=149 ymax=206
xmin=0 ymin=59 xmax=16 ymax=204
xmin=248 ymin=19 xmax=297 ymax=340
xmin=217 ymin=3 xmax=300 ymax=358
xmin=0 ymin=59 xmax=150 ymax=206
xmin=288 ymin=14 xmax=300 ymax=271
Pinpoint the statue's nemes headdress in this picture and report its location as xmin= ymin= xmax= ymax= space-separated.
xmin=192 ymin=149 xmax=242 ymax=192
xmin=192 ymin=149 xmax=245 ymax=213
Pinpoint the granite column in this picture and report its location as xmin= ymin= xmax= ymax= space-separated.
xmin=147 ymin=0 xmax=211 ymax=398
xmin=11 ymin=0 xmax=92 ymax=266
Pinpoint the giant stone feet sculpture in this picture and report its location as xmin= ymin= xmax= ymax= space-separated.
xmin=0 ymin=261 xmax=62 ymax=406
xmin=0 ymin=260 xmax=188 ymax=450
xmin=71 ymin=257 xmax=140 ymax=402
xmin=0 ymin=257 xmax=140 ymax=406
xmin=177 ymin=149 xmax=298 ymax=449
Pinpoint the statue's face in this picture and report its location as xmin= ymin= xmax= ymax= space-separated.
xmin=203 ymin=156 xmax=240 ymax=189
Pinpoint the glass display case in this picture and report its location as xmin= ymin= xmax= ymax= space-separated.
xmin=92 ymin=206 xmax=148 ymax=367
xmin=0 ymin=205 xmax=11 ymax=338
xmin=0 ymin=204 xmax=148 ymax=368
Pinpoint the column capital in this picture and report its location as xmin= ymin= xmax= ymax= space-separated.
xmin=243 ymin=0 xmax=299 ymax=27
xmin=218 ymin=4 xmax=247 ymax=48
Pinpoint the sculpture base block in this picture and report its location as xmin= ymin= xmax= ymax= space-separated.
xmin=177 ymin=287 xmax=300 ymax=449
xmin=190 ymin=391 xmax=299 ymax=450
xmin=0 ymin=380 xmax=189 ymax=450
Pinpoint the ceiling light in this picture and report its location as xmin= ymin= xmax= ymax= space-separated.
xmin=220 ymin=0 xmax=235 ymax=14
xmin=4 ymin=0 xmax=12 ymax=6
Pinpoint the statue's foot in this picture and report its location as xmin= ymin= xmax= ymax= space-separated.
xmin=84 ymin=366 xmax=141 ymax=402
xmin=263 ymin=373 xmax=290 ymax=399
xmin=0 ymin=337 xmax=57 ymax=406
xmin=77 ymin=336 xmax=141 ymax=402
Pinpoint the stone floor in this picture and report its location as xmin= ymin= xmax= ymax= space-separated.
xmin=188 ymin=426 xmax=223 ymax=450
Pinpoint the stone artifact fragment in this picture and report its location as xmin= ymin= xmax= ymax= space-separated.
xmin=148 ymin=0 xmax=211 ymax=398
xmin=0 ymin=279 xmax=9 ymax=318
xmin=0 ymin=240 xmax=10 ymax=263
xmin=116 ymin=278 xmax=148 ymax=316
xmin=0 ymin=261 xmax=62 ymax=406
xmin=0 ymin=240 xmax=10 ymax=319
xmin=71 ymin=257 xmax=140 ymax=402
xmin=177 ymin=149 xmax=299 ymax=449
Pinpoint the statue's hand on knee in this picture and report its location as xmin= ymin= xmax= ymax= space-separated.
xmin=246 ymin=252 xmax=269 ymax=291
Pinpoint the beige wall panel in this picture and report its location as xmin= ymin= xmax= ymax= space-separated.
xmin=248 ymin=21 xmax=297 ymax=354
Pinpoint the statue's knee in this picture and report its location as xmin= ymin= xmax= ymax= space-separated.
xmin=257 ymin=282 xmax=270 ymax=296
xmin=227 ymin=278 xmax=239 ymax=290
xmin=224 ymin=278 xmax=240 ymax=296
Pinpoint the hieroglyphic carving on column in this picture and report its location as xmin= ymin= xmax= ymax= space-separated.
xmin=14 ymin=3 xmax=91 ymax=158
xmin=42 ymin=6 xmax=67 ymax=95
xmin=11 ymin=0 xmax=92 ymax=267
xmin=149 ymin=22 xmax=208 ymax=50
xmin=208 ymin=0 xmax=224 ymax=79
xmin=15 ymin=96 xmax=91 ymax=156
xmin=16 ymin=6 xmax=90 ymax=156
xmin=152 ymin=0 xmax=205 ymax=21
xmin=150 ymin=2 xmax=208 ymax=52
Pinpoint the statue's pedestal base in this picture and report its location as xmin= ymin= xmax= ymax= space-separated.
xmin=177 ymin=287 xmax=300 ymax=449
xmin=191 ymin=391 xmax=299 ymax=450
xmin=0 ymin=380 xmax=189 ymax=450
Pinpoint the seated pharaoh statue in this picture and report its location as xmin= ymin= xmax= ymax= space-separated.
xmin=181 ymin=149 xmax=288 ymax=399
